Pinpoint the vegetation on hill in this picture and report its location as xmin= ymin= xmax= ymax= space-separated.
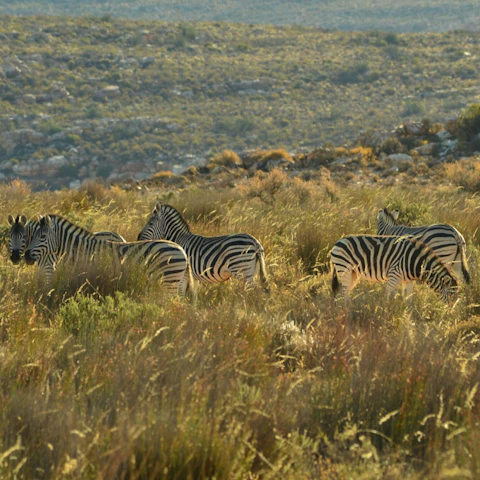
xmin=1 ymin=0 xmax=479 ymax=33
xmin=0 ymin=168 xmax=480 ymax=477
xmin=0 ymin=16 xmax=479 ymax=188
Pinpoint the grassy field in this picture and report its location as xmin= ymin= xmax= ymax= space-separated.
xmin=1 ymin=172 xmax=480 ymax=478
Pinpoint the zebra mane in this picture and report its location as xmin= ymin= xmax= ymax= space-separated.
xmin=159 ymin=204 xmax=191 ymax=233
xmin=40 ymin=214 xmax=97 ymax=239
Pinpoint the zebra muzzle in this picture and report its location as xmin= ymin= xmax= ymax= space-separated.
xmin=10 ymin=250 xmax=22 ymax=265
xmin=24 ymin=250 xmax=36 ymax=265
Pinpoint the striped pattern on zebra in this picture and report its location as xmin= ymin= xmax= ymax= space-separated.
xmin=137 ymin=202 xmax=269 ymax=290
xmin=330 ymin=234 xmax=458 ymax=302
xmin=377 ymin=208 xmax=470 ymax=283
xmin=8 ymin=214 xmax=126 ymax=265
xmin=23 ymin=214 xmax=194 ymax=297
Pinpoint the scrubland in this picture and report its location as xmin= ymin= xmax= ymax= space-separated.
xmin=0 ymin=173 xmax=480 ymax=479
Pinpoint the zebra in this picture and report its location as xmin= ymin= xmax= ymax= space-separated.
xmin=377 ymin=208 xmax=470 ymax=283
xmin=330 ymin=235 xmax=459 ymax=302
xmin=23 ymin=214 xmax=194 ymax=298
xmin=137 ymin=202 xmax=269 ymax=291
xmin=8 ymin=214 xmax=126 ymax=265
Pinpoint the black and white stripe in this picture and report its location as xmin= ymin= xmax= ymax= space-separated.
xmin=23 ymin=214 xmax=193 ymax=297
xmin=377 ymin=208 xmax=470 ymax=283
xmin=330 ymin=235 xmax=458 ymax=302
xmin=8 ymin=214 xmax=126 ymax=265
xmin=137 ymin=202 xmax=269 ymax=290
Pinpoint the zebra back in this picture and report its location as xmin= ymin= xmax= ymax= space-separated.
xmin=138 ymin=202 xmax=269 ymax=289
xmin=377 ymin=208 xmax=470 ymax=283
xmin=330 ymin=234 xmax=458 ymax=302
xmin=92 ymin=231 xmax=126 ymax=243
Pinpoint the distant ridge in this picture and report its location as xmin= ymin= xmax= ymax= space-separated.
xmin=1 ymin=0 xmax=479 ymax=33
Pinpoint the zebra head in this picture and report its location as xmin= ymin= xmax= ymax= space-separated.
xmin=24 ymin=215 xmax=56 ymax=266
xmin=137 ymin=202 xmax=168 ymax=241
xmin=8 ymin=214 xmax=28 ymax=264
xmin=423 ymin=262 xmax=459 ymax=303
xmin=377 ymin=208 xmax=400 ymax=235
xmin=438 ymin=273 xmax=459 ymax=303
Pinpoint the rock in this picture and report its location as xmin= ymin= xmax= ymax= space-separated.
xmin=140 ymin=56 xmax=155 ymax=68
xmin=395 ymin=122 xmax=424 ymax=136
xmin=95 ymin=85 xmax=121 ymax=99
xmin=414 ymin=143 xmax=435 ymax=156
xmin=357 ymin=129 xmax=390 ymax=148
xmin=166 ymin=123 xmax=182 ymax=132
xmin=3 ymin=65 xmax=22 ymax=78
xmin=23 ymin=94 xmax=36 ymax=104
xmin=385 ymin=153 xmax=414 ymax=167
xmin=0 ymin=160 xmax=14 ymax=171
xmin=47 ymin=155 xmax=68 ymax=168
xmin=433 ymin=130 xmax=451 ymax=143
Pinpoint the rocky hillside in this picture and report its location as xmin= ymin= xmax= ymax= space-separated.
xmin=0 ymin=16 xmax=479 ymax=190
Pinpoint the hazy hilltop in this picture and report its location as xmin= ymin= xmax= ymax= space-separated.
xmin=1 ymin=0 xmax=479 ymax=33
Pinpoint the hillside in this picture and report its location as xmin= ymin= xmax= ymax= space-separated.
xmin=1 ymin=16 xmax=479 ymax=189
xmin=1 ymin=0 xmax=479 ymax=33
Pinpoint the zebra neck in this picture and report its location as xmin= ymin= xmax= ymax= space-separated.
xmin=167 ymin=229 xmax=195 ymax=247
xmin=164 ymin=222 xmax=190 ymax=243
xmin=55 ymin=226 xmax=108 ymax=257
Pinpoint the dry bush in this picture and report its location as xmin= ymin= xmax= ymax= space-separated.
xmin=208 ymin=149 xmax=242 ymax=168
xmin=444 ymin=158 xmax=480 ymax=193
xmin=242 ymin=168 xmax=289 ymax=204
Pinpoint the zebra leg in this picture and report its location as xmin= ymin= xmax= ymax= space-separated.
xmin=38 ymin=253 xmax=58 ymax=288
xmin=400 ymin=281 xmax=415 ymax=300
xmin=335 ymin=268 xmax=357 ymax=299
xmin=386 ymin=271 xmax=403 ymax=299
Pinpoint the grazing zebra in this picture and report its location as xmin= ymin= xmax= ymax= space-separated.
xmin=8 ymin=214 xmax=126 ymax=265
xmin=137 ymin=202 xmax=269 ymax=291
xmin=330 ymin=235 xmax=458 ymax=302
xmin=377 ymin=208 xmax=470 ymax=283
xmin=23 ymin=214 xmax=194 ymax=298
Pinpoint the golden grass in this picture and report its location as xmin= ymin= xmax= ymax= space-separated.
xmin=1 ymin=177 xmax=480 ymax=478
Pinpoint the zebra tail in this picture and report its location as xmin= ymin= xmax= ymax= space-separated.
xmin=460 ymin=247 xmax=471 ymax=284
xmin=332 ymin=267 xmax=340 ymax=296
xmin=256 ymin=249 xmax=270 ymax=293
xmin=185 ymin=263 xmax=198 ymax=304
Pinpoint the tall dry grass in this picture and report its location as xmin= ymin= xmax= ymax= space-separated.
xmin=0 ymin=175 xmax=480 ymax=478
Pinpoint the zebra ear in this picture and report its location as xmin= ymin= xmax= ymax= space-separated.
xmin=392 ymin=210 xmax=400 ymax=221
xmin=20 ymin=214 xmax=27 ymax=225
xmin=7 ymin=214 xmax=14 ymax=225
xmin=154 ymin=201 xmax=162 ymax=214
xmin=40 ymin=215 xmax=52 ymax=227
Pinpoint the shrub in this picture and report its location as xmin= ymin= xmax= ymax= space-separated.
xmin=444 ymin=158 xmax=480 ymax=193
xmin=209 ymin=149 xmax=242 ymax=168
xmin=457 ymin=104 xmax=480 ymax=151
